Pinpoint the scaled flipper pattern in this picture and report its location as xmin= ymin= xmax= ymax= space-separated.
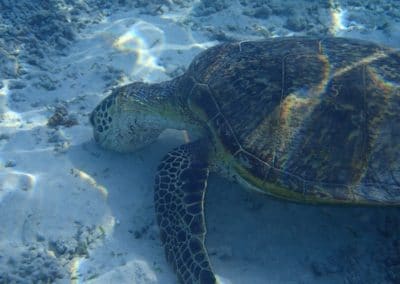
xmin=154 ymin=141 xmax=216 ymax=284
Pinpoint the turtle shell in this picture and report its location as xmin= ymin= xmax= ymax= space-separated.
xmin=180 ymin=37 xmax=400 ymax=205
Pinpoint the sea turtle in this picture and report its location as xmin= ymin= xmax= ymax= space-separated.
xmin=90 ymin=37 xmax=400 ymax=284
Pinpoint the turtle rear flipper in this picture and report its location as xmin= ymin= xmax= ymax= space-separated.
xmin=154 ymin=141 xmax=217 ymax=284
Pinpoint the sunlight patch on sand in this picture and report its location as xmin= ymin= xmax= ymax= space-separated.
xmin=329 ymin=0 xmax=347 ymax=35
xmin=328 ymin=0 xmax=366 ymax=35
xmin=112 ymin=19 xmax=216 ymax=82
xmin=113 ymin=20 xmax=166 ymax=76
xmin=70 ymin=256 xmax=84 ymax=284
xmin=0 ymin=170 xmax=36 ymax=202
xmin=70 ymin=168 xmax=108 ymax=199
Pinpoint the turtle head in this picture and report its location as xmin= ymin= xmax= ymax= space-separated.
xmin=90 ymin=81 xmax=176 ymax=152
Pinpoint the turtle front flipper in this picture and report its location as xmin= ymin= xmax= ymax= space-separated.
xmin=154 ymin=140 xmax=217 ymax=284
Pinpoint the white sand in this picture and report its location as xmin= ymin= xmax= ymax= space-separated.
xmin=0 ymin=1 xmax=399 ymax=283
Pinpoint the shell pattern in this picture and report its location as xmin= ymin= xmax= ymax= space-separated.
xmin=179 ymin=37 xmax=400 ymax=204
